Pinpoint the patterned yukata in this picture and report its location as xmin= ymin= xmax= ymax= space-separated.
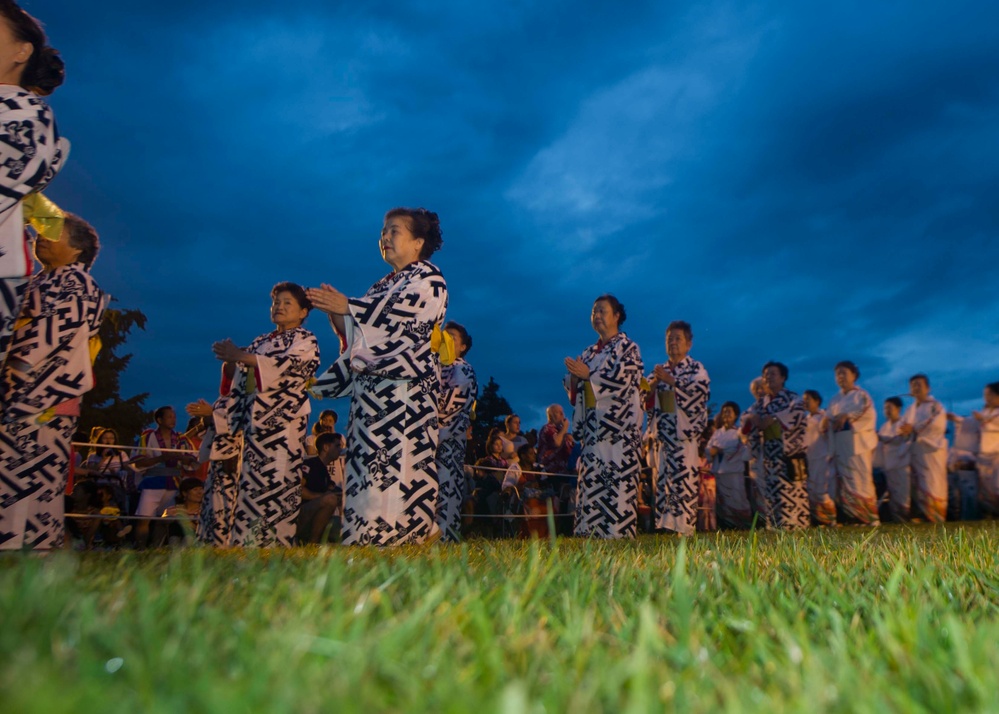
xmin=902 ymin=397 xmax=948 ymax=522
xmin=198 ymin=327 xmax=319 ymax=547
xmin=313 ymin=260 xmax=447 ymax=546
xmin=435 ymin=357 xmax=477 ymax=542
xmin=0 ymin=87 xmax=69 ymax=369
xmin=877 ymin=418 xmax=912 ymax=522
xmin=648 ymin=356 xmax=710 ymax=535
xmin=0 ymin=264 xmax=105 ymax=550
xmin=749 ymin=389 xmax=810 ymax=530
xmin=566 ymin=332 xmax=644 ymax=539
xmin=706 ymin=426 xmax=751 ymax=528
xmin=827 ymin=387 xmax=880 ymax=525
xmin=805 ymin=410 xmax=836 ymax=525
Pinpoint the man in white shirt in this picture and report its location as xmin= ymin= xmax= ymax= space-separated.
xmin=899 ymin=374 xmax=948 ymax=522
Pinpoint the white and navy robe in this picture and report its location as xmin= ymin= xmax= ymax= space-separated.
xmin=648 ymin=356 xmax=710 ymax=535
xmin=751 ymin=389 xmax=810 ymax=530
xmin=566 ymin=332 xmax=644 ymax=539
xmin=199 ymin=326 xmax=319 ymax=547
xmin=435 ymin=357 xmax=477 ymax=542
xmin=0 ymin=264 xmax=105 ymax=550
xmin=0 ymin=87 xmax=69 ymax=368
xmin=313 ymin=260 xmax=447 ymax=546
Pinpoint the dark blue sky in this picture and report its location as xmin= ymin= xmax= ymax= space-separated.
xmin=32 ymin=0 xmax=999 ymax=429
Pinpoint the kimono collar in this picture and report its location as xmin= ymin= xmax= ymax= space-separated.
xmin=595 ymin=332 xmax=624 ymax=351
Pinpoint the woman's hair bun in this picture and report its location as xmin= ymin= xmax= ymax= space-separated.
xmin=24 ymin=46 xmax=64 ymax=96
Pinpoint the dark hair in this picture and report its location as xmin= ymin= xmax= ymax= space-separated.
xmin=271 ymin=281 xmax=311 ymax=312
xmin=516 ymin=443 xmax=534 ymax=460
xmin=594 ymin=294 xmax=626 ymax=326
xmin=762 ymin=360 xmax=789 ymax=381
xmin=0 ymin=2 xmax=64 ymax=95
xmin=89 ymin=427 xmax=118 ymax=456
xmin=154 ymin=406 xmax=174 ymax=423
xmin=444 ymin=321 xmax=472 ymax=357
xmin=835 ymin=360 xmax=860 ymax=379
xmin=987 ymin=382 xmax=999 ymax=396
xmin=803 ymin=389 xmax=822 ymax=406
xmin=720 ymin=400 xmax=741 ymax=416
xmin=666 ymin=320 xmax=692 ymax=341
xmin=909 ymin=373 xmax=930 ymax=387
xmin=178 ymin=477 xmax=204 ymax=496
xmin=385 ymin=207 xmax=443 ymax=260
xmin=62 ymin=213 xmax=100 ymax=270
xmin=505 ymin=414 xmax=520 ymax=430
xmin=315 ymin=432 xmax=341 ymax=453
xmin=885 ymin=396 xmax=903 ymax=410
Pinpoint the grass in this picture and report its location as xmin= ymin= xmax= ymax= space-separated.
xmin=2 ymin=522 xmax=999 ymax=713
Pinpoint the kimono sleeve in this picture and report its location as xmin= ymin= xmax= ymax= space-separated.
xmin=589 ymin=339 xmax=643 ymax=405
xmin=439 ymin=362 xmax=477 ymax=426
xmin=0 ymin=95 xmax=66 ymax=213
xmin=675 ymin=362 xmax=710 ymax=440
xmin=7 ymin=273 xmax=89 ymax=371
xmin=254 ymin=330 xmax=320 ymax=393
xmin=344 ymin=268 xmax=447 ymax=380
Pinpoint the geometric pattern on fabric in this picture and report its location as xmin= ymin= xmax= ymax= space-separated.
xmin=435 ymin=357 xmax=477 ymax=542
xmin=649 ymin=356 xmax=710 ymax=534
xmin=200 ymin=327 xmax=319 ymax=547
xmin=0 ymin=277 xmax=27 ymax=370
xmin=312 ymin=260 xmax=448 ymax=546
xmin=567 ymin=332 xmax=644 ymax=539
xmin=0 ymin=414 xmax=75 ymax=550
xmin=751 ymin=388 xmax=810 ymax=530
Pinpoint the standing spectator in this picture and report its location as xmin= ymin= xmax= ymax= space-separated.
xmin=435 ymin=321 xmax=477 ymax=543
xmin=304 ymin=409 xmax=346 ymax=495
xmin=824 ymin=361 xmax=880 ymax=525
xmin=296 ymin=432 xmax=343 ymax=544
xmin=0 ymin=1 xmax=68 ymax=370
xmin=0 ymin=213 xmax=105 ymax=551
xmin=744 ymin=361 xmax=810 ymax=530
xmin=537 ymin=404 xmax=574 ymax=475
xmin=647 ymin=320 xmax=710 ymax=536
xmin=803 ymin=390 xmax=835 ymax=525
xmin=564 ymin=294 xmax=644 ymax=539
xmin=898 ymin=374 xmax=948 ymax=522
xmin=190 ymin=281 xmax=320 ymax=547
xmin=131 ymin=406 xmax=195 ymax=547
xmin=307 ymin=207 xmax=446 ymax=546
xmin=878 ymin=396 xmax=912 ymax=522
xmin=707 ymin=401 xmax=751 ymax=528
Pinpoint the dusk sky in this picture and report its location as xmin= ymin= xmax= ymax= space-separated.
xmin=32 ymin=0 xmax=999 ymax=430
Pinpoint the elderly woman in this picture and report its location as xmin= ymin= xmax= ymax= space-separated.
xmin=308 ymin=207 xmax=447 ymax=546
xmin=564 ymin=294 xmax=644 ymax=539
xmin=435 ymin=321 xmax=477 ymax=542
xmin=0 ymin=2 xmax=69 ymax=368
xmin=823 ymin=360 xmax=879 ymax=525
xmin=187 ymin=282 xmax=319 ymax=547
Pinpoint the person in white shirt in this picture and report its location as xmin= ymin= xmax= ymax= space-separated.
xmin=803 ymin=390 xmax=835 ymax=525
xmin=824 ymin=361 xmax=879 ymax=525
xmin=706 ymin=401 xmax=751 ymax=528
xmin=878 ymin=396 xmax=912 ymax=522
xmin=972 ymin=382 xmax=999 ymax=515
xmin=899 ymin=374 xmax=947 ymax=522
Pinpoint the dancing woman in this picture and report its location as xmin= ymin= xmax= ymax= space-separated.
xmin=564 ymin=294 xmax=644 ymax=539
xmin=308 ymin=208 xmax=447 ymax=546
xmin=0 ymin=2 xmax=69 ymax=368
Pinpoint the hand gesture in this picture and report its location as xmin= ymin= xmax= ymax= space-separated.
xmin=653 ymin=364 xmax=676 ymax=386
xmin=212 ymin=338 xmax=243 ymax=363
xmin=564 ymin=357 xmax=590 ymax=380
xmin=305 ymin=284 xmax=349 ymax=315
xmin=186 ymin=399 xmax=213 ymax=418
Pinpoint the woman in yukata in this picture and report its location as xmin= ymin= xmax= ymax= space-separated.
xmin=188 ymin=282 xmax=320 ymax=547
xmin=0 ymin=1 xmax=69 ymax=369
xmin=564 ymin=294 xmax=644 ymax=539
xmin=307 ymin=208 xmax=448 ymax=546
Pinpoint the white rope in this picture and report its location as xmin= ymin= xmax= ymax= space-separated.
xmin=71 ymin=441 xmax=197 ymax=455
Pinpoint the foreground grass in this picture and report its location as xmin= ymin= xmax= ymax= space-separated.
xmin=2 ymin=523 xmax=999 ymax=713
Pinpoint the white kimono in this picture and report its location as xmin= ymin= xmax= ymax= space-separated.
xmin=706 ymin=426 xmax=751 ymax=528
xmin=435 ymin=357 xmax=477 ymax=542
xmin=827 ymin=387 xmax=879 ymax=524
xmin=878 ymin=418 xmax=912 ymax=522
xmin=902 ymin=396 xmax=947 ymax=522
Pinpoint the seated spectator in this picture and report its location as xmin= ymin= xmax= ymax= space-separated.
xmin=78 ymin=427 xmax=133 ymax=512
xmin=537 ymin=404 xmax=574 ymax=476
xmin=498 ymin=414 xmax=528 ymax=462
xmin=182 ymin=417 xmax=211 ymax=482
xmin=296 ymin=432 xmax=344 ymax=544
xmin=472 ymin=435 xmax=508 ymax=534
xmin=152 ymin=477 xmax=205 ymax=547
xmin=707 ymin=401 xmax=751 ymax=529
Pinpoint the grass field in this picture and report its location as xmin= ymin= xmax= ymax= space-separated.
xmin=2 ymin=522 xmax=999 ymax=713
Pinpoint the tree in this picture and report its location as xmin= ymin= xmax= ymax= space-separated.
xmin=469 ymin=376 xmax=514 ymax=459
xmin=78 ymin=303 xmax=153 ymax=446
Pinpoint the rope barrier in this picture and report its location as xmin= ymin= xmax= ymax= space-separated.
xmin=71 ymin=441 xmax=197 ymax=455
